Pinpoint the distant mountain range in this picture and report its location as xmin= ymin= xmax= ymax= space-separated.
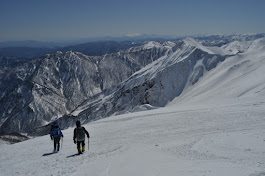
xmin=0 ymin=41 xmax=143 ymax=58
xmin=1 ymin=33 xmax=264 ymax=58
xmin=0 ymin=34 xmax=172 ymax=58
xmin=0 ymin=34 xmax=176 ymax=48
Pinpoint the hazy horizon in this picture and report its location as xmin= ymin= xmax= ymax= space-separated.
xmin=1 ymin=32 xmax=264 ymax=43
xmin=1 ymin=0 xmax=265 ymax=42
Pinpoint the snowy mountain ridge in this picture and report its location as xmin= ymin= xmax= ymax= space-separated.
xmin=68 ymin=36 xmax=265 ymax=125
xmin=66 ymin=38 xmax=230 ymax=126
xmin=0 ymin=42 xmax=174 ymax=134
xmin=1 ymin=35 xmax=265 ymax=136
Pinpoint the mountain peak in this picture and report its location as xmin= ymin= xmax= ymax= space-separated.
xmin=143 ymin=41 xmax=162 ymax=50
xmin=183 ymin=37 xmax=214 ymax=54
xmin=183 ymin=37 xmax=199 ymax=45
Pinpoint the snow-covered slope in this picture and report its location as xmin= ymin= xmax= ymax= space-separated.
xmin=171 ymin=37 xmax=265 ymax=107
xmin=1 ymin=94 xmax=265 ymax=176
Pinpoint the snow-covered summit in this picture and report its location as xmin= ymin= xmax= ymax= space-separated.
xmin=143 ymin=41 xmax=163 ymax=50
xmin=162 ymin=41 xmax=176 ymax=48
xmin=183 ymin=37 xmax=214 ymax=54
xmin=248 ymin=37 xmax=265 ymax=51
xmin=183 ymin=37 xmax=235 ymax=56
xmin=222 ymin=40 xmax=252 ymax=54
xmin=221 ymin=37 xmax=265 ymax=55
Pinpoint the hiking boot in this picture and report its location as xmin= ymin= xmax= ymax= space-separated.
xmin=77 ymin=147 xmax=82 ymax=154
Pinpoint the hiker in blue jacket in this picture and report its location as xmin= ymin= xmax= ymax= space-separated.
xmin=50 ymin=121 xmax=63 ymax=152
xmin=73 ymin=120 xmax=90 ymax=154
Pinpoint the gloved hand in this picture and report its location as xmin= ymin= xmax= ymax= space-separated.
xmin=50 ymin=136 xmax=53 ymax=140
xmin=74 ymin=140 xmax=76 ymax=144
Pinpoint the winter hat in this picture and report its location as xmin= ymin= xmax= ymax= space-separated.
xmin=53 ymin=121 xmax=58 ymax=126
xmin=76 ymin=120 xmax=81 ymax=127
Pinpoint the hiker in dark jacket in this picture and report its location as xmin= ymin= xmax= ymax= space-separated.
xmin=50 ymin=121 xmax=63 ymax=152
xmin=73 ymin=120 xmax=90 ymax=154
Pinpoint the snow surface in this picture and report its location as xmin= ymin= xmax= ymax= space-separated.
xmin=1 ymin=101 xmax=265 ymax=176
xmin=1 ymin=37 xmax=265 ymax=176
xmin=0 ymin=139 xmax=9 ymax=146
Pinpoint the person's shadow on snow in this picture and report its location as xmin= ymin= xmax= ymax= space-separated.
xmin=66 ymin=153 xmax=82 ymax=158
xmin=42 ymin=152 xmax=57 ymax=156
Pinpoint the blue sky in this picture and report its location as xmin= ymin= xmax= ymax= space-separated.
xmin=0 ymin=0 xmax=265 ymax=42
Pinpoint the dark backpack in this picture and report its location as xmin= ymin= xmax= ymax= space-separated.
xmin=76 ymin=127 xmax=85 ymax=141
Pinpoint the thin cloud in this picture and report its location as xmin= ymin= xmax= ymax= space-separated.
xmin=125 ymin=33 xmax=142 ymax=37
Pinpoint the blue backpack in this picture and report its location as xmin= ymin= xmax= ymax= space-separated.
xmin=52 ymin=126 xmax=62 ymax=138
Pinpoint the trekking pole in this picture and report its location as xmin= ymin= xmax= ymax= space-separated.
xmin=50 ymin=136 xmax=53 ymax=146
xmin=88 ymin=138 xmax=89 ymax=151
xmin=61 ymin=137 xmax=63 ymax=149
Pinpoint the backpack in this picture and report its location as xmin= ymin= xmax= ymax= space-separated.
xmin=52 ymin=126 xmax=62 ymax=138
xmin=76 ymin=127 xmax=85 ymax=141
